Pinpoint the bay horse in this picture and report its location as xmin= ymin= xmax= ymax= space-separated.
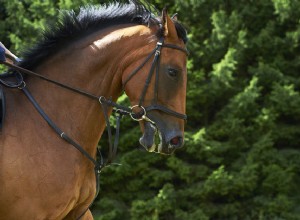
xmin=0 ymin=1 xmax=188 ymax=219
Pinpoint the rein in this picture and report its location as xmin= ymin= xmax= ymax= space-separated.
xmin=0 ymin=38 xmax=188 ymax=219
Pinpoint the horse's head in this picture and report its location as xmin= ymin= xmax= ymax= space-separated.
xmin=122 ymin=9 xmax=188 ymax=155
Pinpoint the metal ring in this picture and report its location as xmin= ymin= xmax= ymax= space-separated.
xmin=98 ymin=96 xmax=105 ymax=104
xmin=130 ymin=105 xmax=146 ymax=121
xmin=17 ymin=81 xmax=26 ymax=90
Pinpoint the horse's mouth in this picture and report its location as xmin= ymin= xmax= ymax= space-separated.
xmin=139 ymin=121 xmax=178 ymax=155
xmin=139 ymin=121 xmax=160 ymax=153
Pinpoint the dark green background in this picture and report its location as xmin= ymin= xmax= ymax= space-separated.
xmin=1 ymin=0 xmax=300 ymax=219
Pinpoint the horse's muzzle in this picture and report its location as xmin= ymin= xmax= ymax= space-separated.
xmin=139 ymin=121 xmax=184 ymax=155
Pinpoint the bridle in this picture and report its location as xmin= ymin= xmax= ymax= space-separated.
xmin=0 ymin=37 xmax=188 ymax=219
xmin=123 ymin=37 xmax=188 ymax=122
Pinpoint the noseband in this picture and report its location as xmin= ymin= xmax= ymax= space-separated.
xmin=123 ymin=38 xmax=188 ymax=121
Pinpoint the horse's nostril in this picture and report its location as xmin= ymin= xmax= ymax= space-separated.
xmin=170 ymin=136 xmax=183 ymax=148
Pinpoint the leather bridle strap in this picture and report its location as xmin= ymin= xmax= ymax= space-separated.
xmin=145 ymin=40 xmax=188 ymax=120
xmin=123 ymin=38 xmax=188 ymax=121
xmin=0 ymin=61 xmax=100 ymax=100
xmin=138 ymin=41 xmax=163 ymax=107
xmin=122 ymin=41 xmax=189 ymax=90
xmin=0 ymin=60 xmax=134 ymax=115
xmin=122 ymin=39 xmax=188 ymax=121
xmin=99 ymin=96 xmax=122 ymax=164
xmin=145 ymin=104 xmax=187 ymax=120
xmin=20 ymin=85 xmax=116 ymax=220
xmin=122 ymin=49 xmax=157 ymax=89
xmin=163 ymin=43 xmax=189 ymax=55
xmin=20 ymin=86 xmax=100 ymax=167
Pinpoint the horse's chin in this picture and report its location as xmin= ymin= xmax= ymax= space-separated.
xmin=139 ymin=121 xmax=175 ymax=155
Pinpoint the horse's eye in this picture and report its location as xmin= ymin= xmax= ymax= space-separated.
xmin=167 ymin=68 xmax=179 ymax=78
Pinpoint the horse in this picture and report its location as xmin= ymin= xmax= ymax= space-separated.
xmin=0 ymin=1 xmax=188 ymax=219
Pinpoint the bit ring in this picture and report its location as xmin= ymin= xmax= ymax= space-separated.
xmin=130 ymin=105 xmax=146 ymax=121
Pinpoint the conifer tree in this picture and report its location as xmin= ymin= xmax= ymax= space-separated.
xmin=95 ymin=0 xmax=300 ymax=219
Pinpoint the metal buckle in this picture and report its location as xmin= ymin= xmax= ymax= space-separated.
xmin=156 ymin=41 xmax=163 ymax=46
xmin=155 ymin=40 xmax=163 ymax=55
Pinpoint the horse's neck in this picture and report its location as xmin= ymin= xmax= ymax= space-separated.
xmin=26 ymin=26 xmax=150 ymax=154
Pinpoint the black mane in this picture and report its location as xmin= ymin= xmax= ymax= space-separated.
xmin=20 ymin=1 xmax=187 ymax=70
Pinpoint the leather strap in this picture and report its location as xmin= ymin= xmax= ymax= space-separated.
xmin=0 ymin=61 xmax=100 ymax=100
xmin=163 ymin=43 xmax=189 ymax=55
xmin=22 ymin=87 xmax=100 ymax=167
xmin=138 ymin=42 xmax=162 ymax=107
xmin=0 ymin=45 xmax=6 ymax=62
xmin=21 ymin=86 xmax=120 ymax=220
xmin=122 ymin=49 xmax=157 ymax=89
xmin=145 ymin=104 xmax=187 ymax=120
xmin=122 ymin=38 xmax=188 ymax=121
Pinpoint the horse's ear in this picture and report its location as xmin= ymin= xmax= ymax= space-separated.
xmin=162 ymin=8 xmax=178 ymax=40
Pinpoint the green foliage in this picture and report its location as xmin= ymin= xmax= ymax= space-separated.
xmin=1 ymin=0 xmax=300 ymax=219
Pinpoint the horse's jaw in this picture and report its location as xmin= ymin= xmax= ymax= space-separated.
xmin=139 ymin=121 xmax=181 ymax=155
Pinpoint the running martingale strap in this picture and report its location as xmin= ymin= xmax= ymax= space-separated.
xmin=0 ymin=45 xmax=6 ymax=62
